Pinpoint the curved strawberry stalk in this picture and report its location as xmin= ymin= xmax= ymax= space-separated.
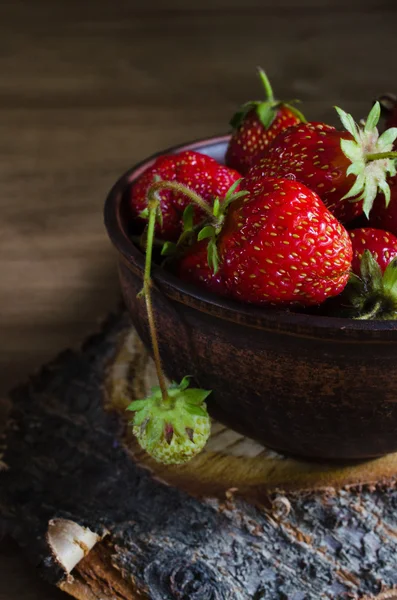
xmin=336 ymin=102 xmax=397 ymax=217
xmin=127 ymin=197 xmax=212 ymax=464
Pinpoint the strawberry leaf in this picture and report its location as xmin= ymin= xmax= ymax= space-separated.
xmin=362 ymin=181 xmax=379 ymax=218
xmin=224 ymin=178 xmax=242 ymax=201
xmin=213 ymin=197 xmax=221 ymax=218
xmin=360 ymin=250 xmax=383 ymax=291
xmin=223 ymin=190 xmax=248 ymax=206
xmin=378 ymin=127 xmax=397 ymax=148
xmin=382 ymin=257 xmax=397 ymax=295
xmin=139 ymin=207 xmax=149 ymax=219
xmin=256 ymin=102 xmax=277 ymax=130
xmin=178 ymin=376 xmax=191 ymax=391
xmin=364 ymin=101 xmax=381 ymax=133
xmin=335 ymin=106 xmax=360 ymax=142
xmin=161 ymin=241 xmax=177 ymax=256
xmin=171 ymin=415 xmax=192 ymax=439
xmin=127 ymin=399 xmax=149 ymax=412
xmin=182 ymin=205 xmax=194 ymax=232
xmin=229 ymin=101 xmax=258 ymax=130
xmin=133 ymin=410 xmax=149 ymax=427
xmin=146 ymin=417 xmax=163 ymax=445
xmin=183 ymin=388 xmax=212 ymax=405
xmin=341 ymin=140 xmax=362 ymax=165
xmin=342 ymin=171 xmax=365 ymax=201
xmin=207 ymin=238 xmax=220 ymax=274
xmin=185 ymin=405 xmax=209 ymax=418
xmin=378 ymin=178 xmax=392 ymax=209
xmin=284 ymin=102 xmax=307 ymax=123
xmin=198 ymin=225 xmax=215 ymax=241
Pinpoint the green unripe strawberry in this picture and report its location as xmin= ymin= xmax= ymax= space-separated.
xmin=128 ymin=377 xmax=211 ymax=464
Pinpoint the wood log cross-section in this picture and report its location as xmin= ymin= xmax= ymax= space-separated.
xmin=1 ymin=311 xmax=397 ymax=599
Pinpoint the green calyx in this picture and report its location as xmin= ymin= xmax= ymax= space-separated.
xmin=127 ymin=377 xmax=211 ymax=464
xmin=229 ymin=67 xmax=306 ymax=131
xmin=197 ymin=179 xmax=248 ymax=274
xmin=160 ymin=205 xmax=197 ymax=259
xmin=346 ymin=250 xmax=397 ymax=320
xmin=336 ymin=102 xmax=397 ymax=218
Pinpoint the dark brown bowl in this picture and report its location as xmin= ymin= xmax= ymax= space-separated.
xmin=105 ymin=136 xmax=397 ymax=461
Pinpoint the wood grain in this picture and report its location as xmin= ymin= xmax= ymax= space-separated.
xmin=1 ymin=0 xmax=396 ymax=597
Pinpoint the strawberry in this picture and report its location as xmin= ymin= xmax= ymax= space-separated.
xmin=128 ymin=377 xmax=211 ymax=465
xmin=245 ymin=102 xmax=397 ymax=224
xmin=213 ymin=177 xmax=353 ymax=306
xmin=127 ymin=198 xmax=212 ymax=465
xmin=225 ymin=68 xmax=305 ymax=175
xmin=174 ymin=240 xmax=228 ymax=296
xmin=129 ymin=150 xmax=241 ymax=241
xmin=349 ymin=227 xmax=397 ymax=275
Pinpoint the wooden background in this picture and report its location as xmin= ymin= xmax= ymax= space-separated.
xmin=0 ymin=0 xmax=396 ymax=598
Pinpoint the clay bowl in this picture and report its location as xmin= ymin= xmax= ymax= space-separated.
xmin=105 ymin=135 xmax=397 ymax=461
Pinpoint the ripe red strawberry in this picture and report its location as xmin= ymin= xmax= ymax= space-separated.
xmin=129 ymin=150 xmax=241 ymax=241
xmin=225 ymin=68 xmax=305 ymax=175
xmin=349 ymin=227 xmax=397 ymax=275
xmin=214 ymin=177 xmax=352 ymax=306
xmin=174 ymin=240 xmax=228 ymax=296
xmin=245 ymin=103 xmax=397 ymax=224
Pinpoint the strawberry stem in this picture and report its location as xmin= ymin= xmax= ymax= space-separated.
xmin=257 ymin=67 xmax=274 ymax=102
xmin=142 ymin=199 xmax=171 ymax=407
xmin=366 ymin=151 xmax=397 ymax=162
xmin=147 ymin=180 xmax=215 ymax=221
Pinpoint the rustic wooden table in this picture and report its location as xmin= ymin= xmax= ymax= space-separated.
xmin=1 ymin=1 xmax=396 ymax=598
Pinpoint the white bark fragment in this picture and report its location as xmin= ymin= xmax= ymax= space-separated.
xmin=47 ymin=518 xmax=105 ymax=574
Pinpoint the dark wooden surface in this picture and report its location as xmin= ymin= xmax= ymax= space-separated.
xmin=1 ymin=0 xmax=396 ymax=597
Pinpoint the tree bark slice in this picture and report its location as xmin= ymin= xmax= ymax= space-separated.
xmin=1 ymin=310 xmax=397 ymax=600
